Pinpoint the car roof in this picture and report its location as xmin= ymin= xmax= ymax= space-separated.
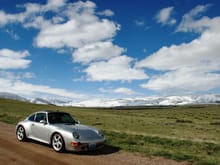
xmin=35 ymin=110 xmax=68 ymax=114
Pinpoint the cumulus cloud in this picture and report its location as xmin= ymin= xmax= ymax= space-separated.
xmin=33 ymin=1 xmax=118 ymax=49
xmin=0 ymin=0 xmax=119 ymax=49
xmin=138 ymin=4 xmax=220 ymax=93
xmin=73 ymin=42 xmax=125 ymax=64
xmin=0 ymin=49 xmax=31 ymax=69
xmin=85 ymin=56 xmax=148 ymax=81
xmin=137 ymin=29 xmax=220 ymax=71
xmin=1 ymin=0 xmax=140 ymax=82
xmin=0 ymin=0 xmax=147 ymax=83
xmin=0 ymin=11 xmax=25 ymax=26
xmin=177 ymin=4 xmax=212 ymax=33
xmin=31 ymin=0 xmax=120 ymax=49
xmin=140 ymin=68 xmax=220 ymax=92
xmin=0 ymin=0 xmax=67 ymax=25
xmin=34 ymin=17 xmax=119 ymax=48
xmin=155 ymin=6 xmax=176 ymax=26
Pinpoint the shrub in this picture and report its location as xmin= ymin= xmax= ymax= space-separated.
xmin=176 ymin=119 xmax=193 ymax=123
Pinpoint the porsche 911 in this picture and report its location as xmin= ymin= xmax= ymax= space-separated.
xmin=16 ymin=111 xmax=105 ymax=152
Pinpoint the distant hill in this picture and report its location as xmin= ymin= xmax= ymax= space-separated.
xmin=0 ymin=92 xmax=219 ymax=107
xmin=0 ymin=92 xmax=27 ymax=102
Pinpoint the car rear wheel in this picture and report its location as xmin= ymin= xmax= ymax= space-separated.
xmin=52 ymin=133 xmax=65 ymax=152
xmin=16 ymin=126 xmax=26 ymax=141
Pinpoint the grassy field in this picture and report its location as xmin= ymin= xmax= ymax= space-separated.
xmin=0 ymin=98 xmax=220 ymax=164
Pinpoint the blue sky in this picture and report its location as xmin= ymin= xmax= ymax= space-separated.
xmin=0 ymin=0 xmax=220 ymax=100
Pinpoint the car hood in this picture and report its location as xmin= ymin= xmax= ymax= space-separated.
xmin=53 ymin=123 xmax=103 ymax=141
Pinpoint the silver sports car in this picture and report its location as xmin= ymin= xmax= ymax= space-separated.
xmin=16 ymin=111 xmax=105 ymax=152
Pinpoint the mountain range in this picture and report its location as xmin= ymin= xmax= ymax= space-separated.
xmin=0 ymin=92 xmax=220 ymax=107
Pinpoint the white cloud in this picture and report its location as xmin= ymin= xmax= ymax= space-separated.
xmin=0 ymin=49 xmax=31 ymax=69
xmin=22 ymin=72 xmax=36 ymax=79
xmin=0 ymin=77 xmax=85 ymax=99
xmin=1 ymin=1 xmax=149 ymax=83
xmin=12 ymin=81 xmax=83 ymax=98
xmin=5 ymin=29 xmax=20 ymax=40
xmin=113 ymin=87 xmax=135 ymax=95
xmin=43 ymin=0 xmax=67 ymax=11
xmin=0 ymin=71 xmax=35 ymax=80
xmin=0 ymin=11 xmax=25 ymax=26
xmin=0 ymin=78 xmax=11 ymax=90
xmin=0 ymin=1 xmax=119 ymax=49
xmin=177 ymin=4 xmax=212 ymax=33
xmin=85 ymin=55 xmax=148 ymax=81
xmin=0 ymin=0 xmax=53 ymax=26
xmin=0 ymin=0 xmax=148 ymax=98
xmin=155 ymin=6 xmax=176 ymax=26
xmin=99 ymin=87 xmax=136 ymax=96
xmin=137 ymin=29 xmax=220 ymax=71
xmin=141 ymin=68 xmax=220 ymax=92
xmin=28 ymin=1 xmax=119 ymax=49
xmin=57 ymin=49 xmax=68 ymax=54
xmin=34 ymin=18 xmax=119 ymax=48
xmin=134 ymin=19 xmax=150 ymax=30
xmin=135 ymin=19 xmax=145 ymax=27
xmin=138 ymin=5 xmax=220 ymax=93
xmin=73 ymin=42 xmax=125 ymax=64
xmin=97 ymin=9 xmax=114 ymax=16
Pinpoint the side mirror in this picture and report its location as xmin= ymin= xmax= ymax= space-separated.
xmin=40 ymin=120 xmax=47 ymax=124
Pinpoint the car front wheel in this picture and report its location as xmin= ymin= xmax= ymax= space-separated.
xmin=16 ymin=126 xmax=26 ymax=141
xmin=52 ymin=133 xmax=65 ymax=152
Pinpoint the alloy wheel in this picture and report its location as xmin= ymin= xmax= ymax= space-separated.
xmin=52 ymin=133 xmax=64 ymax=152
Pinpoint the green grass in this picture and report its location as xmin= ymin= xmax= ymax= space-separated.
xmin=0 ymin=98 xmax=220 ymax=164
xmin=105 ymin=131 xmax=220 ymax=164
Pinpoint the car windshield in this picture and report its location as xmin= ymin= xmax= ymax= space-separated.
xmin=48 ymin=112 xmax=76 ymax=124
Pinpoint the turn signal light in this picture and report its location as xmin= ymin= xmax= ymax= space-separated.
xmin=70 ymin=141 xmax=79 ymax=147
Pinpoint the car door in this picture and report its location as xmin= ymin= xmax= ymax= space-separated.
xmin=31 ymin=112 xmax=50 ymax=143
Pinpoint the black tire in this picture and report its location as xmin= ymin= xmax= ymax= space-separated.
xmin=16 ymin=126 xmax=26 ymax=141
xmin=51 ymin=133 xmax=65 ymax=152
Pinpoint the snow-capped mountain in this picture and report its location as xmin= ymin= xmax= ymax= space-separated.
xmin=70 ymin=95 xmax=220 ymax=107
xmin=0 ymin=92 xmax=27 ymax=102
xmin=0 ymin=92 xmax=219 ymax=107
xmin=30 ymin=98 xmax=54 ymax=105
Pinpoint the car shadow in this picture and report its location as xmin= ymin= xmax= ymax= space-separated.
xmin=70 ymin=144 xmax=120 ymax=156
xmin=25 ymin=139 xmax=120 ymax=155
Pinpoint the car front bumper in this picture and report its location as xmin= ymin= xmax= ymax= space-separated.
xmin=65 ymin=139 xmax=106 ymax=151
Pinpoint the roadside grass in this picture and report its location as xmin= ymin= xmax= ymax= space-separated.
xmin=0 ymin=98 xmax=220 ymax=164
xmin=105 ymin=131 xmax=220 ymax=165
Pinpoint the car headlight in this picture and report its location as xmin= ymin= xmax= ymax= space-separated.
xmin=72 ymin=131 xmax=80 ymax=139
xmin=97 ymin=130 xmax=104 ymax=137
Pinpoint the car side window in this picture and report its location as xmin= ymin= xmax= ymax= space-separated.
xmin=28 ymin=114 xmax=35 ymax=121
xmin=35 ymin=113 xmax=46 ymax=122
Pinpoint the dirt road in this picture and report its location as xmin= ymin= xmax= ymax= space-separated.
xmin=0 ymin=122 xmax=188 ymax=165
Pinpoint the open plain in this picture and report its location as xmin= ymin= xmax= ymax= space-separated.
xmin=0 ymin=98 xmax=220 ymax=164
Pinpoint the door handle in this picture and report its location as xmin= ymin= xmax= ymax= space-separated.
xmin=31 ymin=123 xmax=35 ymax=126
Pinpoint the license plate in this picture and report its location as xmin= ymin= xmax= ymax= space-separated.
xmin=88 ymin=143 xmax=96 ymax=149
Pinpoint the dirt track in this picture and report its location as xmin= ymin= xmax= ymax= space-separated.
xmin=0 ymin=122 xmax=188 ymax=165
